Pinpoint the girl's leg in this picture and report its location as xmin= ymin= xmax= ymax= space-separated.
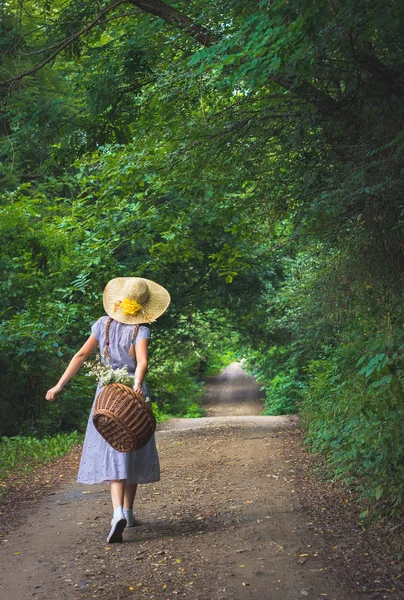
xmin=107 ymin=480 xmax=127 ymax=543
xmin=123 ymin=483 xmax=138 ymax=527
xmin=124 ymin=483 xmax=137 ymax=509
xmin=110 ymin=479 xmax=126 ymax=509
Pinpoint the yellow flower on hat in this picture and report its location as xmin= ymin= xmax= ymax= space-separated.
xmin=105 ymin=277 xmax=170 ymax=324
xmin=119 ymin=297 xmax=143 ymax=316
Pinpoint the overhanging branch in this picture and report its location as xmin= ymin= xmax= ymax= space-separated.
xmin=0 ymin=0 xmax=338 ymax=113
xmin=1 ymin=0 xmax=212 ymax=88
xmin=128 ymin=0 xmax=212 ymax=45
xmin=1 ymin=0 xmax=128 ymax=87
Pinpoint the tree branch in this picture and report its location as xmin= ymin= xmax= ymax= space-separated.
xmin=1 ymin=0 xmax=129 ymax=87
xmin=0 ymin=0 xmax=338 ymax=113
xmin=128 ymin=0 xmax=212 ymax=45
xmin=270 ymin=74 xmax=339 ymax=111
xmin=0 ymin=0 xmax=212 ymax=88
xmin=358 ymin=51 xmax=404 ymax=93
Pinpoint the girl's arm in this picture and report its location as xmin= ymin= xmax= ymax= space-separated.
xmin=134 ymin=337 xmax=149 ymax=396
xmin=45 ymin=335 xmax=99 ymax=402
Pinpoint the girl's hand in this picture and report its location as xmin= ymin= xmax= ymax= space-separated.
xmin=46 ymin=384 xmax=63 ymax=402
xmin=134 ymin=380 xmax=143 ymax=396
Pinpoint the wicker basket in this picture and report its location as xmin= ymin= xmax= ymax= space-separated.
xmin=93 ymin=383 xmax=156 ymax=452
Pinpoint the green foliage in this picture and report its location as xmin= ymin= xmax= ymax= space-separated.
xmin=0 ymin=0 xmax=403 ymax=520
xmin=301 ymin=338 xmax=404 ymax=518
xmin=261 ymin=370 xmax=304 ymax=416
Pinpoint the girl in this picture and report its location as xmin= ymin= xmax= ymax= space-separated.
xmin=46 ymin=276 xmax=170 ymax=543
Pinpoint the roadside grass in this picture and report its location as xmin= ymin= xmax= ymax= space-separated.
xmin=0 ymin=432 xmax=83 ymax=497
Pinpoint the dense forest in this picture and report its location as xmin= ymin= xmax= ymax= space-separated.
xmin=1 ymin=0 xmax=403 ymax=519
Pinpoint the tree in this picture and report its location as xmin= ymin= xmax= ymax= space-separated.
xmin=1 ymin=0 xmax=404 ymax=517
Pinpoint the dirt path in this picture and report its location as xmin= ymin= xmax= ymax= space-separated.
xmin=0 ymin=365 xmax=360 ymax=600
xmin=203 ymin=362 xmax=263 ymax=417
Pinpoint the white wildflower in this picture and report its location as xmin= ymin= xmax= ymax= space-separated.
xmin=84 ymin=355 xmax=133 ymax=386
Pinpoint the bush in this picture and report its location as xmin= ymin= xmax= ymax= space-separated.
xmin=301 ymin=334 xmax=404 ymax=519
xmin=262 ymin=370 xmax=304 ymax=415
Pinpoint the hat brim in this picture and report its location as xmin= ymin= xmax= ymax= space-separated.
xmin=103 ymin=277 xmax=171 ymax=324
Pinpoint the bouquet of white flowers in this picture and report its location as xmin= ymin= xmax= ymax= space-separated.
xmin=84 ymin=355 xmax=134 ymax=387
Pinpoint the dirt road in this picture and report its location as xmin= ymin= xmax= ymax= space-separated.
xmin=202 ymin=362 xmax=264 ymax=417
xmin=0 ymin=364 xmax=359 ymax=600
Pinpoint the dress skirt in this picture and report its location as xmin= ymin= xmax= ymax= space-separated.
xmin=77 ymin=381 xmax=160 ymax=485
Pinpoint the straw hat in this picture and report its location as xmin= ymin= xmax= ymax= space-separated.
xmin=103 ymin=277 xmax=170 ymax=324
